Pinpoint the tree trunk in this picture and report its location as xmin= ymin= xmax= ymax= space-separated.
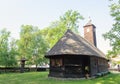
xmin=35 ymin=64 xmax=38 ymax=71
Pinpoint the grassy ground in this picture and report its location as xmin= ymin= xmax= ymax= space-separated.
xmin=0 ymin=71 xmax=120 ymax=84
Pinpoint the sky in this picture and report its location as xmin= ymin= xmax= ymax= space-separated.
xmin=0 ymin=0 xmax=113 ymax=54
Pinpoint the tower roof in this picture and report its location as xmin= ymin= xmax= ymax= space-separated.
xmin=84 ymin=19 xmax=96 ymax=28
xmin=45 ymin=29 xmax=106 ymax=59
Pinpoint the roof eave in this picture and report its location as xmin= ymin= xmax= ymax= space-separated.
xmin=45 ymin=54 xmax=106 ymax=59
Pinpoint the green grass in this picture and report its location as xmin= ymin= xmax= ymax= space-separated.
xmin=0 ymin=71 xmax=120 ymax=84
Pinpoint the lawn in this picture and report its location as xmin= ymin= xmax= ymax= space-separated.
xmin=0 ymin=71 xmax=120 ymax=84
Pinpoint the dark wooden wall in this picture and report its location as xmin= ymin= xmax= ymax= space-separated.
xmin=48 ymin=55 xmax=108 ymax=78
xmin=64 ymin=56 xmax=83 ymax=78
xmin=90 ymin=57 xmax=98 ymax=76
xmin=90 ymin=56 xmax=108 ymax=76
xmin=49 ymin=56 xmax=64 ymax=77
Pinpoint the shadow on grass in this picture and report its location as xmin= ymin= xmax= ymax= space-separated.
xmin=45 ymin=72 xmax=120 ymax=84
xmin=93 ymin=72 xmax=120 ymax=84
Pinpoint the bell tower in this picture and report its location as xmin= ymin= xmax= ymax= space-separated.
xmin=83 ymin=19 xmax=97 ymax=47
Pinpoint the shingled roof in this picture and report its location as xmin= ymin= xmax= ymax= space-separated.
xmin=45 ymin=29 xmax=106 ymax=58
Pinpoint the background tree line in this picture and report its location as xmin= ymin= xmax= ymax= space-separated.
xmin=0 ymin=10 xmax=83 ymax=67
xmin=0 ymin=26 xmax=49 ymax=67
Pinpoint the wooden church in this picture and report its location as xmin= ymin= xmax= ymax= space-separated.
xmin=45 ymin=20 xmax=109 ymax=78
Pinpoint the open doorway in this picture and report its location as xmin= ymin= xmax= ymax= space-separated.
xmin=82 ymin=56 xmax=90 ymax=78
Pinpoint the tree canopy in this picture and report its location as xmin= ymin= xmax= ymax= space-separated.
xmin=41 ymin=10 xmax=84 ymax=48
xmin=103 ymin=0 xmax=120 ymax=58
xmin=0 ymin=29 xmax=18 ymax=67
xmin=18 ymin=25 xmax=48 ymax=67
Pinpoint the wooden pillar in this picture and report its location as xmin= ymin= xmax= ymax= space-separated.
xmin=20 ymin=58 xmax=26 ymax=73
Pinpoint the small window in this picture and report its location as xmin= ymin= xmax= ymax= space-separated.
xmin=87 ymin=28 xmax=90 ymax=32
xmin=51 ymin=58 xmax=62 ymax=67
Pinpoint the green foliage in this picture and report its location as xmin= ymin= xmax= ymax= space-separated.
xmin=8 ymin=38 xmax=18 ymax=66
xmin=41 ymin=10 xmax=84 ymax=48
xmin=0 ymin=29 xmax=17 ymax=67
xmin=60 ymin=10 xmax=84 ymax=33
xmin=103 ymin=0 xmax=120 ymax=57
xmin=0 ymin=72 xmax=120 ymax=84
xmin=18 ymin=25 xmax=48 ymax=66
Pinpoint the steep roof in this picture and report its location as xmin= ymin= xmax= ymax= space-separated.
xmin=45 ymin=29 xmax=106 ymax=58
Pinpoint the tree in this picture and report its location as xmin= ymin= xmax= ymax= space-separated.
xmin=0 ymin=29 xmax=17 ymax=67
xmin=18 ymin=25 xmax=48 ymax=67
xmin=60 ymin=10 xmax=84 ymax=33
xmin=18 ymin=25 xmax=34 ymax=61
xmin=8 ymin=38 xmax=18 ymax=67
xmin=31 ymin=29 xmax=48 ymax=67
xmin=41 ymin=10 xmax=84 ymax=48
xmin=103 ymin=0 xmax=120 ymax=57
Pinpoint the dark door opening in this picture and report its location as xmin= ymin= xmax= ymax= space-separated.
xmin=82 ymin=56 xmax=90 ymax=77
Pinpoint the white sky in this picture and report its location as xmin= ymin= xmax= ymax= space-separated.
xmin=0 ymin=0 xmax=113 ymax=54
